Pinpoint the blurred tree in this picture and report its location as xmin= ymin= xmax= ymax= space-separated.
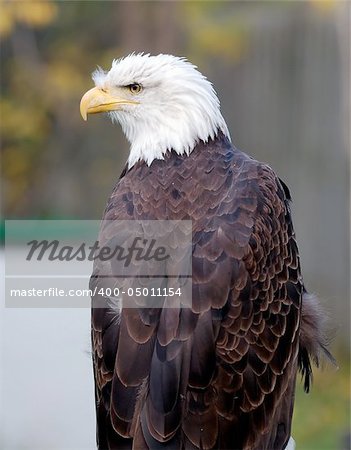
xmin=0 ymin=0 xmax=57 ymax=38
xmin=1 ymin=0 xmax=346 ymax=217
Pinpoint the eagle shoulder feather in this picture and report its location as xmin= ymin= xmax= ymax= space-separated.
xmin=91 ymin=133 xmax=327 ymax=450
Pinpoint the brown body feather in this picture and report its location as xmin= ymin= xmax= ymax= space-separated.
xmin=91 ymin=133 xmax=324 ymax=450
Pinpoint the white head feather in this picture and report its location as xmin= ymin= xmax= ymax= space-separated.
xmin=92 ymin=53 xmax=230 ymax=167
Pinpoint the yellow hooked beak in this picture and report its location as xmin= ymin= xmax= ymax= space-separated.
xmin=80 ymin=87 xmax=139 ymax=121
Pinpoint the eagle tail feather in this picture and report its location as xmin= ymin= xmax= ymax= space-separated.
xmin=298 ymin=291 xmax=336 ymax=392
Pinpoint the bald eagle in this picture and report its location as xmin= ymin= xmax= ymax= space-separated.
xmin=80 ymin=54 xmax=329 ymax=450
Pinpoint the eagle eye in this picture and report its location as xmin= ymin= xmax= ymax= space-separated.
xmin=128 ymin=83 xmax=142 ymax=94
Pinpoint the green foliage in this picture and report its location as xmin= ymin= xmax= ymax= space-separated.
xmin=0 ymin=0 xmax=58 ymax=37
xmin=293 ymin=349 xmax=350 ymax=449
xmin=182 ymin=2 xmax=250 ymax=64
xmin=0 ymin=0 xmax=341 ymax=218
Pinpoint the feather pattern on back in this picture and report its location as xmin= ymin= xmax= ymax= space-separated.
xmin=91 ymin=133 xmax=327 ymax=450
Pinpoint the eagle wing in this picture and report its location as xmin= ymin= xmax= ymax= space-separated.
xmin=91 ymin=140 xmax=322 ymax=450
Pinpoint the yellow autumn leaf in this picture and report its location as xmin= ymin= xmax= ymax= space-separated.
xmin=0 ymin=0 xmax=57 ymax=34
xmin=45 ymin=62 xmax=84 ymax=100
xmin=0 ymin=4 xmax=14 ymax=37
xmin=192 ymin=25 xmax=249 ymax=62
xmin=2 ymin=146 xmax=32 ymax=177
xmin=308 ymin=0 xmax=338 ymax=13
xmin=15 ymin=0 xmax=57 ymax=27
xmin=1 ymin=98 xmax=49 ymax=140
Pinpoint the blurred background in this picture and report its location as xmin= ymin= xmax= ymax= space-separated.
xmin=0 ymin=1 xmax=349 ymax=449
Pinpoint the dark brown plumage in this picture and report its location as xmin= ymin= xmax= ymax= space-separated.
xmin=90 ymin=132 xmax=328 ymax=450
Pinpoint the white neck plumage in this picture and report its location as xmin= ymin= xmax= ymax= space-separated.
xmin=109 ymin=70 xmax=230 ymax=167
xmin=119 ymin=109 xmax=230 ymax=168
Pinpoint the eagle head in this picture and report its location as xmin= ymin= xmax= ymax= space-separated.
xmin=80 ymin=53 xmax=230 ymax=167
